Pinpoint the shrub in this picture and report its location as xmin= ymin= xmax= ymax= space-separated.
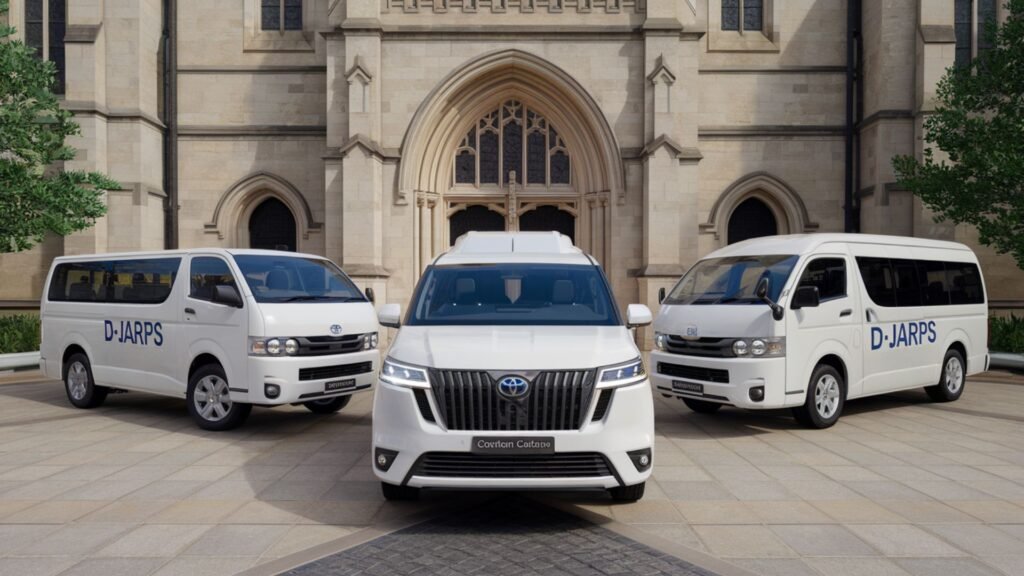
xmin=990 ymin=315 xmax=1024 ymax=354
xmin=0 ymin=314 xmax=40 ymax=354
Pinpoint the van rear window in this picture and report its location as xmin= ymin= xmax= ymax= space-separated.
xmin=855 ymin=257 xmax=984 ymax=307
xmin=48 ymin=259 xmax=182 ymax=304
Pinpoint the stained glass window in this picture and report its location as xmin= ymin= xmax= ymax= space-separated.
xmin=743 ymin=0 xmax=763 ymax=32
xmin=262 ymin=0 xmax=301 ymax=31
xmin=955 ymin=0 xmax=973 ymax=68
xmin=722 ymin=0 xmax=739 ymax=31
xmin=284 ymin=0 xmax=303 ymax=30
xmin=977 ymin=0 xmax=997 ymax=57
xmin=479 ymin=131 xmax=499 ymax=184
xmin=24 ymin=0 xmax=66 ymax=94
xmin=527 ymin=132 xmax=546 ymax=186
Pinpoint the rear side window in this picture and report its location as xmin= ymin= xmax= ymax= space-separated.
xmin=796 ymin=258 xmax=847 ymax=302
xmin=856 ymin=257 xmax=984 ymax=307
xmin=48 ymin=259 xmax=181 ymax=304
xmin=190 ymin=257 xmax=238 ymax=302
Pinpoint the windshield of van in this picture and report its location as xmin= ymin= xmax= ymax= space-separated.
xmin=406 ymin=264 xmax=621 ymax=326
xmin=232 ymin=255 xmax=366 ymax=303
xmin=664 ymin=255 xmax=799 ymax=305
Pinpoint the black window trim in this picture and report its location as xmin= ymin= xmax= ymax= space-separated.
xmin=794 ymin=256 xmax=849 ymax=305
xmin=47 ymin=257 xmax=183 ymax=305
xmin=188 ymin=255 xmax=243 ymax=308
xmin=855 ymin=256 xmax=985 ymax=308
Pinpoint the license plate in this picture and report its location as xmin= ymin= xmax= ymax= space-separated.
xmin=673 ymin=380 xmax=704 ymax=394
xmin=471 ymin=436 xmax=555 ymax=455
xmin=325 ymin=379 xmax=355 ymax=392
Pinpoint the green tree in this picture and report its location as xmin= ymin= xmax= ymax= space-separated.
xmin=0 ymin=0 xmax=117 ymax=253
xmin=893 ymin=0 xmax=1024 ymax=267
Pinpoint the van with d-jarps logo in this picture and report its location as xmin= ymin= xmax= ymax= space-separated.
xmin=650 ymin=234 xmax=988 ymax=429
xmin=372 ymin=232 xmax=655 ymax=502
xmin=40 ymin=249 xmax=380 ymax=430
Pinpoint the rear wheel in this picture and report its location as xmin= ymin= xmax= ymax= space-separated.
xmin=63 ymin=353 xmax=107 ymax=409
xmin=187 ymin=364 xmax=252 ymax=431
xmin=303 ymin=395 xmax=352 ymax=414
xmin=609 ymin=482 xmax=646 ymax=502
xmin=683 ymin=398 xmax=722 ymax=414
xmin=381 ymin=482 xmax=420 ymax=501
xmin=793 ymin=364 xmax=844 ymax=429
xmin=926 ymin=349 xmax=965 ymax=402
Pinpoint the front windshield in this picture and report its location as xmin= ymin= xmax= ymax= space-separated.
xmin=407 ymin=263 xmax=621 ymax=326
xmin=232 ymin=255 xmax=366 ymax=303
xmin=664 ymin=255 xmax=799 ymax=305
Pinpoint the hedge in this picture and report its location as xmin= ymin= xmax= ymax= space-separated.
xmin=0 ymin=314 xmax=40 ymax=354
xmin=990 ymin=315 xmax=1024 ymax=354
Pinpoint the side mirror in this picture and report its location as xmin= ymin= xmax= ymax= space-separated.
xmin=378 ymin=303 xmax=402 ymax=329
xmin=213 ymin=284 xmax=243 ymax=308
xmin=791 ymin=286 xmax=820 ymax=310
xmin=754 ymin=277 xmax=785 ymax=321
xmin=626 ymin=304 xmax=653 ymax=328
xmin=365 ymin=287 xmax=376 ymax=303
xmin=658 ymin=287 xmax=666 ymax=304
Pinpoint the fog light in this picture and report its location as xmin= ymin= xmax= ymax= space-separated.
xmin=264 ymin=384 xmax=280 ymax=399
xmin=375 ymin=448 xmax=398 ymax=472
xmin=749 ymin=386 xmax=765 ymax=402
xmin=627 ymin=448 xmax=652 ymax=472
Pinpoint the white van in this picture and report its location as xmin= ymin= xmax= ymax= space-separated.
xmin=651 ymin=234 xmax=988 ymax=429
xmin=40 ymin=249 xmax=380 ymax=430
xmin=371 ymin=232 xmax=655 ymax=501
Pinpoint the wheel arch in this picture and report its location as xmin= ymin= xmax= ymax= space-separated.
xmin=815 ymin=353 xmax=849 ymax=398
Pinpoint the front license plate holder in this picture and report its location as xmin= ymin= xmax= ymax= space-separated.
xmin=325 ymin=379 xmax=356 ymax=393
xmin=471 ymin=436 xmax=555 ymax=455
xmin=673 ymin=380 xmax=704 ymax=395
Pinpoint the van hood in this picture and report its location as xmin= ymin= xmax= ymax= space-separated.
xmin=388 ymin=325 xmax=639 ymax=371
xmin=653 ymin=304 xmax=781 ymax=338
xmin=254 ymin=302 xmax=379 ymax=337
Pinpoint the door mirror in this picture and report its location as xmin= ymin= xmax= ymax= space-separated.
xmin=365 ymin=287 xmax=376 ymax=303
xmin=626 ymin=304 xmax=653 ymax=328
xmin=755 ymin=277 xmax=770 ymax=299
xmin=213 ymin=284 xmax=243 ymax=308
xmin=658 ymin=287 xmax=666 ymax=304
xmin=378 ymin=303 xmax=402 ymax=329
xmin=791 ymin=286 xmax=821 ymax=310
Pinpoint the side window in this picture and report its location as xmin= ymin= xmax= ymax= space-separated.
xmin=947 ymin=262 xmax=985 ymax=304
xmin=892 ymin=259 xmax=923 ymax=307
xmin=111 ymin=259 xmax=181 ymax=304
xmin=917 ymin=260 xmax=950 ymax=306
xmin=48 ymin=262 xmax=107 ymax=302
xmin=190 ymin=257 xmax=237 ymax=302
xmin=856 ymin=257 xmax=896 ymax=307
xmin=796 ymin=258 xmax=847 ymax=302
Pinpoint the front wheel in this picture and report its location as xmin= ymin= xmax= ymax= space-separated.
xmin=926 ymin=349 xmax=965 ymax=402
xmin=63 ymin=353 xmax=108 ymax=409
xmin=187 ymin=364 xmax=252 ymax=431
xmin=683 ymin=398 xmax=722 ymax=414
xmin=609 ymin=482 xmax=646 ymax=502
xmin=793 ymin=364 xmax=845 ymax=429
xmin=303 ymin=395 xmax=351 ymax=414
xmin=381 ymin=482 xmax=420 ymax=501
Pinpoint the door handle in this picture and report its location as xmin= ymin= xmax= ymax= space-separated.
xmin=865 ymin=308 xmax=876 ymax=323
xmin=184 ymin=307 xmax=196 ymax=315
xmin=839 ymin=309 xmax=852 ymax=317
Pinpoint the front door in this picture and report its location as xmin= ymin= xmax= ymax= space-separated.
xmin=183 ymin=256 xmax=249 ymax=396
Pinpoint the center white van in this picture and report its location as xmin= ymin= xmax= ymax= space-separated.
xmin=372 ymin=232 xmax=655 ymax=502
xmin=40 ymin=249 xmax=380 ymax=430
xmin=651 ymin=234 xmax=988 ymax=428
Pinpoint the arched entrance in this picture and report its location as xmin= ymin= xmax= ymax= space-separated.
xmin=728 ymin=197 xmax=777 ymax=244
xmin=249 ymin=197 xmax=296 ymax=251
xmin=449 ymin=205 xmax=506 ymax=246
xmin=520 ymin=204 xmax=576 ymax=243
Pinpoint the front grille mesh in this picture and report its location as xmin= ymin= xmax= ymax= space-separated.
xmin=664 ymin=335 xmax=734 ymax=358
xmin=658 ymin=362 xmax=730 ymax=384
xmin=298 ymin=361 xmax=373 ymax=381
xmin=428 ymin=369 xmax=596 ymax=431
xmin=411 ymin=452 xmax=614 ymax=478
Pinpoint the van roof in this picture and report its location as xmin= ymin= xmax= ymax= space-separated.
xmin=51 ymin=248 xmax=330 ymax=262
xmin=710 ymin=233 xmax=973 ymax=258
xmin=434 ymin=232 xmax=594 ymax=266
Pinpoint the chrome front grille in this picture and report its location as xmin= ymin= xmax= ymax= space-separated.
xmin=428 ymin=369 xmax=596 ymax=431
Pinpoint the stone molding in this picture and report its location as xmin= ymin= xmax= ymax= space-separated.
xmin=920 ymin=25 xmax=956 ymax=44
xmin=205 ymin=171 xmax=323 ymax=244
xmin=701 ymin=171 xmax=819 ymax=241
xmin=641 ymin=135 xmax=702 ymax=164
xmin=177 ymin=126 xmax=327 ymax=138
xmin=698 ymin=125 xmax=845 ymax=138
xmin=63 ymin=101 xmax=166 ymax=131
xmin=64 ymin=24 xmax=102 ymax=43
xmin=858 ymin=109 xmax=914 ymax=130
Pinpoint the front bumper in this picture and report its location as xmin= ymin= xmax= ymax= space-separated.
xmin=372 ymin=379 xmax=654 ymax=490
xmin=238 ymin=350 xmax=380 ymax=405
xmin=649 ymin=351 xmax=796 ymax=409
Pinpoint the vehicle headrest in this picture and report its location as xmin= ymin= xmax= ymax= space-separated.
xmin=552 ymin=279 xmax=574 ymax=304
xmin=266 ymin=269 xmax=290 ymax=290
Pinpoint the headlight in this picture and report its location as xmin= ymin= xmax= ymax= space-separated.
xmin=249 ymin=337 xmax=301 ymax=356
xmin=284 ymin=339 xmax=299 ymax=355
xmin=380 ymin=358 xmax=429 ymax=388
xmin=362 ymin=332 xmax=379 ymax=350
xmin=597 ymin=358 xmax=646 ymax=388
xmin=654 ymin=332 xmax=668 ymax=351
xmin=266 ymin=339 xmax=282 ymax=355
xmin=731 ymin=337 xmax=785 ymax=358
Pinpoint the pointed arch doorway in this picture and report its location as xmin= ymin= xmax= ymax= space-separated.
xmin=249 ymin=197 xmax=297 ymax=251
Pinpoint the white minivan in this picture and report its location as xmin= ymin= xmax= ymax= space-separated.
xmin=372 ymin=232 xmax=655 ymax=502
xmin=40 ymin=249 xmax=380 ymax=430
xmin=651 ymin=234 xmax=988 ymax=428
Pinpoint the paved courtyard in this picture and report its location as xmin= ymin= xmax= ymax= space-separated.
xmin=0 ymin=372 xmax=1023 ymax=576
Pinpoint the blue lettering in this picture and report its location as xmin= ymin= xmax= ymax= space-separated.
xmin=896 ymin=323 xmax=908 ymax=347
xmin=908 ymin=321 xmax=919 ymax=346
xmin=104 ymin=320 xmax=114 ymax=341
xmin=143 ymin=322 xmax=154 ymax=345
xmin=871 ymin=327 xmax=884 ymax=350
xmin=133 ymin=321 xmax=143 ymax=344
xmin=153 ymin=322 xmax=163 ymax=347
xmin=928 ymin=320 xmax=937 ymax=343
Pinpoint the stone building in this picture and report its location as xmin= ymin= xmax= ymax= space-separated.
xmin=2 ymin=0 xmax=1021 ymax=334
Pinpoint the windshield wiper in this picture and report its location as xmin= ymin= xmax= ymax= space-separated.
xmin=280 ymin=295 xmax=356 ymax=302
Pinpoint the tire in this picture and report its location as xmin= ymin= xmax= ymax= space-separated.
xmin=926 ymin=349 xmax=966 ymax=402
xmin=683 ymin=398 xmax=722 ymax=414
xmin=381 ymin=482 xmax=420 ymax=501
xmin=187 ymin=363 xmax=252 ymax=431
xmin=303 ymin=395 xmax=352 ymax=414
xmin=609 ymin=482 xmax=646 ymax=502
xmin=62 ymin=353 xmax=108 ymax=409
xmin=792 ymin=364 xmax=845 ymax=429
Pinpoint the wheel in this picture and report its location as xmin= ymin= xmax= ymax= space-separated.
xmin=609 ymin=482 xmax=646 ymax=502
xmin=381 ymin=482 xmax=420 ymax=501
xmin=683 ymin=398 xmax=722 ymax=414
xmin=793 ymin=364 xmax=845 ymax=429
xmin=63 ymin=353 xmax=107 ymax=409
xmin=926 ymin=349 xmax=966 ymax=402
xmin=303 ymin=395 xmax=351 ymax=414
xmin=187 ymin=364 xmax=252 ymax=431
